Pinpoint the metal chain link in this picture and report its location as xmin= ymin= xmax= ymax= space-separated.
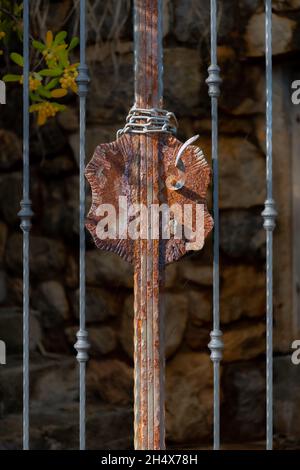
xmin=117 ymin=106 xmax=178 ymax=138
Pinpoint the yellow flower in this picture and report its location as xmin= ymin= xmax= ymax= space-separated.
xmin=29 ymin=76 xmax=41 ymax=91
xmin=30 ymin=101 xmax=60 ymax=126
xmin=59 ymin=64 xmax=79 ymax=93
xmin=0 ymin=31 xmax=6 ymax=54
xmin=18 ymin=75 xmax=41 ymax=91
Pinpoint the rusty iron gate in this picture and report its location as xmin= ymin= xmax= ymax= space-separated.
xmin=18 ymin=0 xmax=276 ymax=451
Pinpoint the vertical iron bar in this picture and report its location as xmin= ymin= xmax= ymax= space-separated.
xmin=262 ymin=0 xmax=277 ymax=451
xmin=18 ymin=0 xmax=33 ymax=451
xmin=74 ymin=0 xmax=90 ymax=451
xmin=206 ymin=0 xmax=223 ymax=451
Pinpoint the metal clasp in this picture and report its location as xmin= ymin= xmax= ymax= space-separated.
xmin=166 ymin=134 xmax=199 ymax=191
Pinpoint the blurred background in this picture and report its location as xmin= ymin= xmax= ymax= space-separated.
xmin=0 ymin=0 xmax=300 ymax=450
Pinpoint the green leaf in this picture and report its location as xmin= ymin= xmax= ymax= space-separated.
xmin=57 ymin=50 xmax=69 ymax=68
xmin=30 ymin=92 xmax=43 ymax=102
xmin=46 ymin=59 xmax=59 ymax=69
xmin=53 ymin=31 xmax=67 ymax=46
xmin=29 ymin=104 xmax=40 ymax=112
xmin=14 ymin=3 xmax=23 ymax=15
xmin=51 ymin=88 xmax=68 ymax=98
xmin=37 ymin=87 xmax=52 ymax=98
xmin=44 ymin=78 xmax=59 ymax=90
xmin=10 ymin=52 xmax=24 ymax=67
xmin=52 ymin=102 xmax=66 ymax=111
xmin=32 ymin=40 xmax=45 ymax=51
xmin=3 ymin=74 xmax=21 ymax=82
xmin=39 ymin=68 xmax=63 ymax=77
xmin=33 ymin=72 xmax=42 ymax=81
xmin=68 ymin=37 xmax=79 ymax=51
xmin=17 ymin=29 xmax=23 ymax=42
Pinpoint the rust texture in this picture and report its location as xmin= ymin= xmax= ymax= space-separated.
xmin=85 ymin=0 xmax=213 ymax=450
xmin=85 ymin=134 xmax=213 ymax=266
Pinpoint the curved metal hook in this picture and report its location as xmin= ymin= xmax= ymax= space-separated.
xmin=166 ymin=134 xmax=200 ymax=191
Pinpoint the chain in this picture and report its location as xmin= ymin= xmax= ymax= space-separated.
xmin=117 ymin=106 xmax=178 ymax=138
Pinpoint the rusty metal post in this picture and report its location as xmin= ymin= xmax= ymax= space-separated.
xmin=133 ymin=0 xmax=165 ymax=450
xmin=85 ymin=0 xmax=213 ymax=451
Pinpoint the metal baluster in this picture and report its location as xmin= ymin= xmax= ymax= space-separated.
xmin=206 ymin=0 xmax=223 ymax=451
xmin=262 ymin=0 xmax=277 ymax=451
xmin=74 ymin=0 xmax=90 ymax=451
xmin=18 ymin=0 xmax=33 ymax=451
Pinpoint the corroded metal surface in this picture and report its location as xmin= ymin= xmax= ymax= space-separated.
xmin=85 ymin=0 xmax=213 ymax=450
xmin=85 ymin=133 xmax=213 ymax=265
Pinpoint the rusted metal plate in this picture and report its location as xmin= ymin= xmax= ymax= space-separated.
xmin=85 ymin=133 xmax=213 ymax=265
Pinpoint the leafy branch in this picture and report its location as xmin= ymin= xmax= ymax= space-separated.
xmin=1 ymin=1 xmax=79 ymax=126
xmin=0 ymin=1 xmax=23 ymax=47
xmin=3 ymin=29 xmax=79 ymax=125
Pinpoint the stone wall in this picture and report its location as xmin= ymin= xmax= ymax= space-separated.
xmin=0 ymin=0 xmax=300 ymax=449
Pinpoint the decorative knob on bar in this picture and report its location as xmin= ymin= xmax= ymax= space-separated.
xmin=76 ymin=65 xmax=90 ymax=97
xmin=208 ymin=329 xmax=224 ymax=362
xmin=206 ymin=65 xmax=222 ymax=98
xmin=18 ymin=200 xmax=34 ymax=232
xmin=74 ymin=329 xmax=90 ymax=363
xmin=262 ymin=198 xmax=277 ymax=232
